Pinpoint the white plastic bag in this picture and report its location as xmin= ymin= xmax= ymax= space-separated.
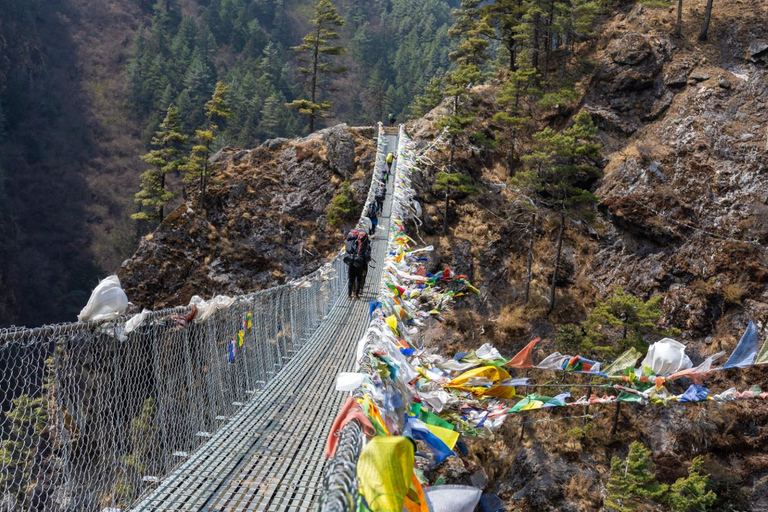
xmin=424 ymin=485 xmax=482 ymax=512
xmin=641 ymin=338 xmax=693 ymax=375
xmin=124 ymin=309 xmax=151 ymax=334
xmin=78 ymin=275 xmax=128 ymax=322
xmin=190 ymin=295 xmax=236 ymax=323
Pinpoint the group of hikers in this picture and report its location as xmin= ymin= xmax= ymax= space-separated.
xmin=342 ymin=149 xmax=396 ymax=299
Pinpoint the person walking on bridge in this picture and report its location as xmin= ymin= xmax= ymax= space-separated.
xmin=365 ymin=201 xmax=379 ymax=236
xmin=385 ymin=152 xmax=394 ymax=177
xmin=343 ymin=229 xmax=371 ymax=299
xmin=388 ymin=113 xmax=396 ymax=127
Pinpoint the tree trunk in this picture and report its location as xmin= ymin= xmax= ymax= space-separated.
xmin=543 ymin=0 xmax=555 ymax=81
xmin=583 ymin=380 xmax=592 ymax=427
xmin=199 ymin=164 xmax=206 ymax=213
xmin=698 ymin=0 xmax=713 ymax=41
xmin=610 ymin=401 xmax=621 ymax=438
xmin=159 ymin=172 xmax=165 ymax=221
xmin=309 ymin=25 xmax=320 ymax=133
xmin=508 ymin=129 xmax=517 ymax=176
xmin=507 ymin=36 xmax=516 ymax=71
xmin=547 ymin=211 xmax=566 ymax=317
xmin=675 ymin=0 xmax=683 ymax=37
xmin=531 ymin=11 xmax=541 ymax=72
xmin=443 ymin=188 xmax=450 ymax=235
xmin=524 ymin=212 xmax=536 ymax=305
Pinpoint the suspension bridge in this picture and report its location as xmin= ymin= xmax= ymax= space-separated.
xmin=0 ymin=127 xmax=400 ymax=511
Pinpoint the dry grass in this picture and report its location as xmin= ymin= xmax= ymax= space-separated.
xmin=721 ymin=280 xmax=748 ymax=305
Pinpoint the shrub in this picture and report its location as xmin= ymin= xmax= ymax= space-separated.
xmin=327 ymin=180 xmax=357 ymax=227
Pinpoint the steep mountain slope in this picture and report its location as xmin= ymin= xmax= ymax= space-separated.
xmin=394 ymin=1 xmax=768 ymax=509
xmin=0 ymin=0 xmax=144 ymax=326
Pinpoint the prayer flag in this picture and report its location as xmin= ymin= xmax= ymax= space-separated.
xmin=505 ymin=337 xmax=541 ymax=369
xmin=723 ymin=320 xmax=759 ymax=369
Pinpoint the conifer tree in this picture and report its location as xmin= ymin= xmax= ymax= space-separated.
xmin=479 ymin=0 xmax=529 ymax=71
xmin=582 ymin=288 xmax=668 ymax=355
xmin=668 ymin=456 xmax=717 ymax=512
xmin=514 ymin=110 xmax=600 ymax=315
xmin=409 ymin=75 xmax=445 ymax=118
xmin=132 ymin=105 xmax=188 ymax=222
xmin=183 ymin=82 xmax=231 ymax=213
xmin=286 ymin=0 xmax=346 ymax=133
xmin=448 ymin=0 xmax=493 ymax=68
xmin=493 ymin=66 xmax=540 ymax=175
xmin=435 ymin=63 xmax=481 ymax=234
xmin=606 ymin=441 xmax=668 ymax=512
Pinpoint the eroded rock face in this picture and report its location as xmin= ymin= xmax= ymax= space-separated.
xmin=119 ymin=124 xmax=375 ymax=309
xmin=587 ymin=33 xmax=671 ymax=134
xmin=595 ymin=63 xmax=768 ymax=337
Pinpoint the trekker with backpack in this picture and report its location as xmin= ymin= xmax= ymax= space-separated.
xmin=385 ymin=152 xmax=394 ymax=176
xmin=375 ymin=183 xmax=386 ymax=214
xmin=365 ymin=201 xmax=379 ymax=236
xmin=343 ymin=229 xmax=371 ymax=298
xmin=388 ymin=113 xmax=396 ymax=127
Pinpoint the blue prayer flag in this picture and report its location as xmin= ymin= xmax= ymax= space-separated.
xmin=723 ymin=320 xmax=758 ymax=369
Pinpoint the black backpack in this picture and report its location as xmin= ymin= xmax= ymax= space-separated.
xmin=343 ymin=230 xmax=371 ymax=267
xmin=366 ymin=203 xmax=377 ymax=218
xmin=375 ymin=186 xmax=386 ymax=201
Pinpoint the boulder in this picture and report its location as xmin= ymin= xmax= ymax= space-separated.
xmin=323 ymin=124 xmax=356 ymax=179
xmin=748 ymin=41 xmax=768 ymax=62
xmin=609 ymin=33 xmax=653 ymax=66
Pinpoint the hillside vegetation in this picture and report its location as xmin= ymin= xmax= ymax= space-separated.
xmin=0 ymin=0 xmax=458 ymax=327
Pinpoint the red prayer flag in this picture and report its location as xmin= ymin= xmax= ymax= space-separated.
xmin=505 ymin=337 xmax=541 ymax=369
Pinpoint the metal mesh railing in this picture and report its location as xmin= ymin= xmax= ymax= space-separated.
xmin=0 ymin=126 xmax=386 ymax=512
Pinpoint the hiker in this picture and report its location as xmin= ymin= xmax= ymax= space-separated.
xmin=375 ymin=183 xmax=386 ymax=214
xmin=388 ymin=113 xmax=396 ymax=127
xmin=385 ymin=152 xmax=394 ymax=176
xmin=365 ymin=201 xmax=379 ymax=236
xmin=343 ymin=229 xmax=371 ymax=298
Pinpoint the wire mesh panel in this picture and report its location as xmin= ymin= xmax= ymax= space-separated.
xmin=0 ymin=256 xmax=344 ymax=511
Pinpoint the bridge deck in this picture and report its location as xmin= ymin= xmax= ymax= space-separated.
xmin=132 ymin=134 xmax=398 ymax=511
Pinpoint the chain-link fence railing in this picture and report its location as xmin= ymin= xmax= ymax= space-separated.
xmin=0 ymin=126 xmax=388 ymax=512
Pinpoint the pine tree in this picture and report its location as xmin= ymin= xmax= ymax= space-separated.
xmin=493 ymin=66 xmax=540 ymax=175
xmin=606 ymin=441 xmax=668 ymax=512
xmin=668 ymin=456 xmax=717 ymax=512
xmin=285 ymin=0 xmax=346 ymax=133
xmin=409 ymin=75 xmax=445 ymax=118
xmin=435 ymin=63 xmax=481 ymax=234
xmin=582 ymin=288 xmax=669 ymax=356
xmin=514 ymin=110 xmax=601 ymax=315
xmin=448 ymin=0 xmax=493 ymax=68
xmin=132 ymin=105 xmax=188 ymax=222
xmin=182 ymin=82 xmax=231 ymax=213
xmin=259 ymin=92 xmax=292 ymax=139
xmin=479 ymin=0 xmax=528 ymax=71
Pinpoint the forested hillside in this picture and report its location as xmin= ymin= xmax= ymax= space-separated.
xmin=0 ymin=0 xmax=458 ymax=327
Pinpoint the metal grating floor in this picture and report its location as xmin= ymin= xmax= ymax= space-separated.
xmin=132 ymin=134 xmax=399 ymax=512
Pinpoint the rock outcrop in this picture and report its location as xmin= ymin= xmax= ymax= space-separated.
xmin=119 ymin=125 xmax=375 ymax=309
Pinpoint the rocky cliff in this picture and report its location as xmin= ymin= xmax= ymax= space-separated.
xmin=395 ymin=1 xmax=768 ymax=509
xmin=119 ymin=125 xmax=375 ymax=309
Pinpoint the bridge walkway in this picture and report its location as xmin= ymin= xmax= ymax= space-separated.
xmin=132 ymin=132 xmax=399 ymax=511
